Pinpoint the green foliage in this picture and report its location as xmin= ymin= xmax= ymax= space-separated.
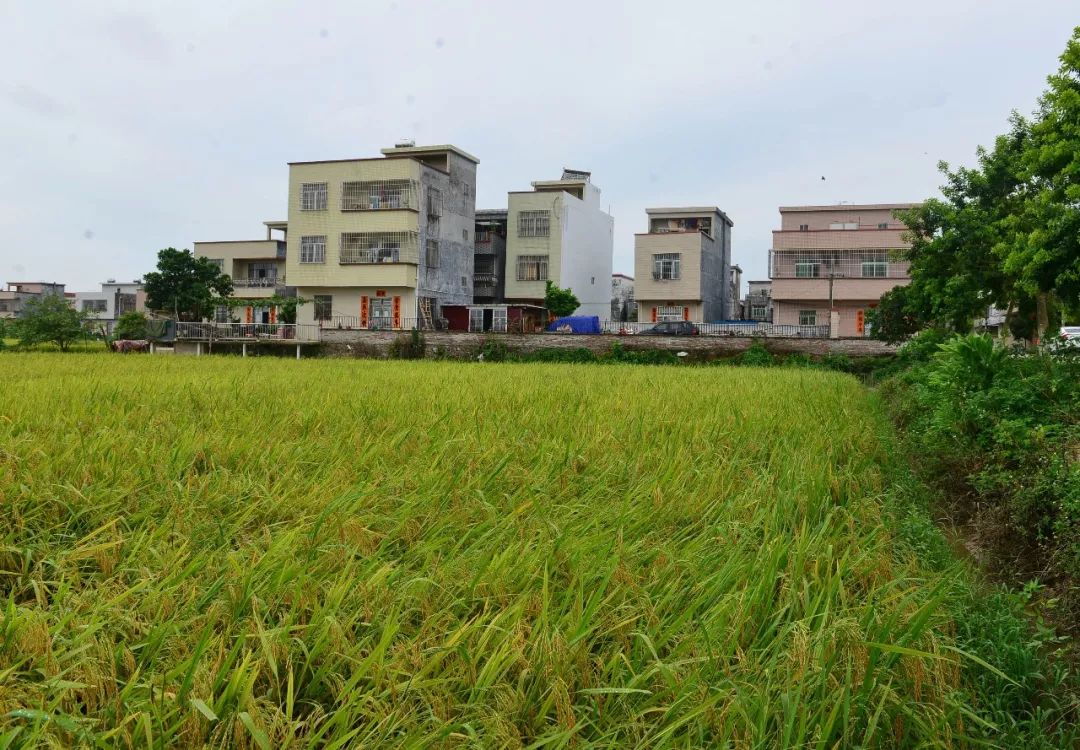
xmin=143 ymin=248 xmax=233 ymax=320
xmin=1 ymin=354 xmax=1055 ymax=746
xmin=478 ymin=337 xmax=508 ymax=361
xmin=17 ymin=294 xmax=88 ymax=352
xmin=543 ymin=280 xmax=579 ymax=318
xmin=606 ymin=342 xmax=679 ymax=365
xmin=867 ymin=284 xmax=923 ymax=343
xmin=388 ymin=328 xmax=426 ymax=359
xmin=739 ymin=341 xmax=775 ymax=367
xmin=113 ymin=311 xmax=149 ymax=341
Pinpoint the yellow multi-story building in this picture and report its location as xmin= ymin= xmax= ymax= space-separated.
xmin=284 ymin=143 xmax=478 ymax=328
xmin=195 ymin=222 xmax=288 ymax=323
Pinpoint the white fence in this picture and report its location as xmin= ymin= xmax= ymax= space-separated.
xmin=175 ymin=322 xmax=321 ymax=342
xmin=599 ymin=321 xmax=831 ymax=338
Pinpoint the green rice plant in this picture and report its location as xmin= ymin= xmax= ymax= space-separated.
xmin=0 ymin=353 xmax=1055 ymax=747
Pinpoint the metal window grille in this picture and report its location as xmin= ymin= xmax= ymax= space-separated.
xmin=300 ymin=182 xmax=327 ymax=211
xmin=752 ymin=305 xmax=767 ymax=318
xmin=516 ymin=254 xmax=549 ymax=281
xmin=799 ymin=224 xmax=809 ymax=231
xmin=300 ymin=235 xmax=326 ymax=264
xmin=339 ymin=232 xmax=419 ymax=264
xmin=314 ymin=295 xmax=332 ymax=321
xmin=652 ymin=253 xmax=681 ymax=280
xmin=799 ymin=310 xmax=817 ymax=326
xmin=771 ymin=249 xmax=905 ymax=279
xmin=81 ymin=299 xmax=107 ymax=313
xmin=518 ymin=210 xmax=551 ymax=237
xmin=427 ymin=188 xmax=442 ymax=217
xmin=475 ymin=229 xmax=491 ymax=243
xmin=426 ymin=239 xmax=439 ymax=268
xmin=657 ymin=305 xmax=683 ymax=322
xmin=340 ymin=180 xmax=418 ymax=211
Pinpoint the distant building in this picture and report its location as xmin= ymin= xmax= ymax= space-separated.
xmin=742 ymin=280 xmax=772 ymax=322
xmin=284 ymin=142 xmax=478 ymax=329
xmin=74 ymin=280 xmax=146 ymax=333
xmin=503 ymin=169 xmax=613 ymax=319
xmin=729 ymin=264 xmax=743 ymax=320
xmin=473 ymin=209 xmax=508 ymax=304
xmin=196 ymin=222 xmax=290 ymax=323
xmin=611 ymin=273 xmax=635 ymax=321
xmin=0 ymin=282 xmax=66 ymax=319
xmin=633 ymin=206 xmax=734 ymax=323
xmin=770 ymin=203 xmax=917 ymax=336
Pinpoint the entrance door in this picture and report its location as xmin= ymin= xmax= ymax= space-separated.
xmin=469 ymin=308 xmax=484 ymax=332
xmin=371 ymin=298 xmax=393 ymax=329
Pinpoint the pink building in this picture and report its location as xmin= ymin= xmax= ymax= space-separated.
xmin=769 ymin=203 xmax=918 ymax=337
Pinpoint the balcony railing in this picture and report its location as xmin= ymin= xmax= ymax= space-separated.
xmin=320 ymin=314 xmax=447 ymax=331
xmin=231 ymin=277 xmax=281 ymax=288
xmin=598 ymin=320 xmax=831 ymax=338
xmin=340 ymin=232 xmax=419 ymax=265
xmin=769 ymin=250 xmax=910 ymax=280
xmin=340 ymin=179 xmax=420 ymax=211
xmin=176 ymin=322 xmax=320 ymax=342
xmin=473 ymin=273 xmax=498 ymax=286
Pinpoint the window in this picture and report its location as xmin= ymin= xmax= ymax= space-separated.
xmin=752 ymin=305 xmax=766 ymax=319
xmin=878 ymin=222 xmax=888 ymax=229
xmin=463 ymin=229 xmax=469 ymax=241
xmin=426 ymin=239 xmax=439 ymax=267
xmin=799 ymin=310 xmax=817 ymax=326
xmin=475 ymin=228 xmax=491 ymax=243
xmin=204 ymin=258 xmax=224 ymax=271
xmin=795 ymin=262 xmax=819 ymax=278
xmin=518 ymin=210 xmax=551 ymax=237
xmin=81 ymin=299 xmax=107 ymax=313
xmin=427 ymin=188 xmax=442 ymax=217
xmin=300 ymin=235 xmax=326 ymax=263
xmin=214 ymin=305 xmax=230 ymax=323
xmin=516 ymin=254 xmax=549 ymax=281
xmin=313 ymin=295 xmax=332 ymax=321
xmin=657 ymin=306 xmax=683 ymax=322
xmin=799 ymin=224 xmax=809 ymax=231
xmin=0 ymin=301 xmax=8 ymax=312
xmin=653 ymin=253 xmax=681 ymax=280
xmin=829 ymin=222 xmax=858 ymax=230
xmin=862 ymin=260 xmax=888 ymax=278
xmin=340 ymin=233 xmax=403 ymax=263
xmin=300 ymin=182 xmax=327 ymax=211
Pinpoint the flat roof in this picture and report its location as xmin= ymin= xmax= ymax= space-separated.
xmin=263 ymin=220 xmax=287 ymax=229
xmin=531 ymin=179 xmax=588 ymax=189
xmin=646 ymin=206 xmax=734 ymax=226
xmin=612 ymin=273 xmax=634 ymax=280
xmin=476 ymin=208 xmax=508 ymax=218
xmin=379 ymin=143 xmax=480 ymax=164
xmin=779 ymin=203 xmax=920 ymax=212
xmin=193 ymin=239 xmax=281 ymax=245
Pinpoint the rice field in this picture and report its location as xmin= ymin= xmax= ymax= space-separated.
xmin=1 ymin=354 xmax=975 ymax=747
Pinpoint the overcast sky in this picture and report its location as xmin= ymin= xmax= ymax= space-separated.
xmin=2 ymin=1 xmax=1076 ymax=294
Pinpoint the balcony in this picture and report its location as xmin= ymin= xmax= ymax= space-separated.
xmin=339 ymin=232 xmax=419 ymax=265
xmin=231 ymin=277 xmax=281 ymax=289
xmin=769 ymin=249 xmax=909 ymax=280
xmin=340 ymin=180 xmax=419 ymax=211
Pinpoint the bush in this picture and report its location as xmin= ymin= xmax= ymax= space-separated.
xmin=782 ymin=353 xmax=815 ymax=368
xmin=388 ymin=329 xmax=426 ymax=359
xmin=113 ymin=311 xmax=149 ymax=341
xmin=478 ymin=337 xmax=508 ymax=362
xmin=739 ymin=342 xmax=775 ymax=367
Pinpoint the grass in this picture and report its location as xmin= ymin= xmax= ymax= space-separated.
xmin=0 ymin=353 xmax=1036 ymax=747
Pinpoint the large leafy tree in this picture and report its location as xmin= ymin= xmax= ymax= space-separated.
xmin=143 ymin=248 xmax=233 ymax=321
xmin=544 ymin=281 xmax=580 ymax=318
xmin=18 ymin=294 xmax=88 ymax=351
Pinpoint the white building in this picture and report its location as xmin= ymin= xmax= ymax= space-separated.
xmin=74 ymin=280 xmax=144 ymax=333
xmin=503 ymin=169 xmax=614 ymax=318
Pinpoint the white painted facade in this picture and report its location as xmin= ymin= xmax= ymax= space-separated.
xmin=74 ymin=281 xmax=143 ymax=332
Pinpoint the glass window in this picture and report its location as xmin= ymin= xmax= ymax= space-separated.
xmin=862 ymin=261 xmax=887 ymax=278
xmin=799 ymin=310 xmax=817 ymax=326
xmin=426 ymin=239 xmax=439 ymax=268
xmin=300 ymin=182 xmax=327 ymax=211
xmin=300 ymin=236 xmax=326 ymax=264
xmin=795 ymin=262 xmax=819 ymax=278
xmin=313 ymin=295 xmax=332 ymax=321
xmin=516 ymin=254 xmax=549 ymax=281
xmin=653 ymin=253 xmax=681 ymax=280
xmin=518 ymin=210 xmax=551 ymax=237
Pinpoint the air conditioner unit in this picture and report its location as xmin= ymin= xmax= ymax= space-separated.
xmin=652 ymin=272 xmax=662 ymax=280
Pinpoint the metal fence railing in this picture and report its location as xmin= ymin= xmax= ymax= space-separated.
xmin=319 ymin=315 xmax=448 ymax=332
xmin=175 ymin=322 xmax=321 ymax=342
xmin=599 ymin=321 xmax=831 ymax=338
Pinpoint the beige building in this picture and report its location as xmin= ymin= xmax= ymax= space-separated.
xmin=195 ymin=222 xmax=289 ymax=323
xmin=503 ymin=169 xmax=613 ymax=319
xmin=285 ymin=143 xmax=478 ymax=328
xmin=770 ymin=203 xmax=917 ymax=336
xmin=633 ymin=207 xmax=734 ymax=323
xmin=0 ymin=282 xmax=65 ymax=319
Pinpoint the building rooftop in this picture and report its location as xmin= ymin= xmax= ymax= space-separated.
xmin=379 ymin=143 xmax=480 ymax=164
xmin=778 ymin=203 xmax=920 ymax=213
xmin=646 ymin=206 xmax=734 ymax=226
xmin=612 ymin=272 xmax=634 ymax=280
xmin=476 ymin=208 xmax=508 ymax=219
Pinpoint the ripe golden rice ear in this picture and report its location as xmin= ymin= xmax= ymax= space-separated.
xmin=0 ymin=354 xmax=1012 ymax=747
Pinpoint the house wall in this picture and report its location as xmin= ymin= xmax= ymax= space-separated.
xmin=633 ymin=232 xmax=704 ymax=307
xmin=505 ymin=190 xmax=563 ymax=305
xmin=779 ymin=205 xmax=913 ymax=231
xmin=417 ymin=152 xmax=476 ymax=313
xmin=294 ymin=286 xmax=416 ymax=327
xmin=473 ymin=227 xmax=506 ymax=303
xmin=559 ymin=185 xmax=613 ymax=318
xmin=636 ymin=300 xmax=703 ymax=323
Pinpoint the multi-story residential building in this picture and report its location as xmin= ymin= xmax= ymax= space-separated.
xmin=0 ymin=282 xmax=65 ymax=319
xmin=769 ymin=203 xmax=917 ymax=336
xmin=473 ymin=209 xmax=507 ymax=304
xmin=633 ymin=207 xmax=734 ymax=323
xmin=503 ymin=169 xmax=613 ymax=319
xmin=729 ymin=264 xmax=743 ymax=320
xmin=196 ymin=222 xmax=290 ymax=323
xmin=74 ymin=280 xmax=145 ymax=332
xmin=611 ymin=273 xmax=635 ymax=321
xmin=285 ymin=142 xmax=478 ymax=329
xmin=742 ymin=280 xmax=773 ymax=322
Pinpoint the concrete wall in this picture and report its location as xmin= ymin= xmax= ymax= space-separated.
xmin=560 ymin=184 xmax=614 ymax=318
xmin=417 ymin=153 xmax=476 ymax=314
xmin=316 ymin=328 xmax=897 ymax=361
xmin=779 ymin=204 xmax=916 ymax=231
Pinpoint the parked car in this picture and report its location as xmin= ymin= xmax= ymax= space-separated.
xmin=640 ymin=321 xmax=700 ymax=336
xmin=1059 ymin=326 xmax=1080 ymax=346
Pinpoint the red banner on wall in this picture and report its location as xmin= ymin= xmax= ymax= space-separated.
xmin=392 ymin=296 xmax=401 ymax=329
xmin=360 ymin=296 xmax=369 ymax=328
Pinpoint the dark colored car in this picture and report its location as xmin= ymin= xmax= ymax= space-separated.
xmin=640 ymin=321 xmax=700 ymax=336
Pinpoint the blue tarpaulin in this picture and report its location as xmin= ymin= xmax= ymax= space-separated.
xmin=547 ymin=315 xmax=601 ymax=334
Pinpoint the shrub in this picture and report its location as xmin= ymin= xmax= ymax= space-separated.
xmin=389 ymin=329 xmax=426 ymax=359
xmin=782 ymin=353 xmax=815 ymax=368
xmin=739 ymin=342 xmax=775 ymax=367
xmin=478 ymin=337 xmax=508 ymax=362
xmin=113 ymin=311 xmax=149 ymax=341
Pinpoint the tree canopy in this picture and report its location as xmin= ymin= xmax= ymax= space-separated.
xmin=143 ymin=248 xmax=233 ymax=321
xmin=544 ymin=281 xmax=580 ymax=318
xmin=871 ymin=27 xmax=1080 ymax=342
xmin=18 ymin=294 xmax=88 ymax=351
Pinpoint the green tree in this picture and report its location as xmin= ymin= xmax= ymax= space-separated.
xmin=113 ymin=311 xmax=149 ymax=340
xmin=143 ymin=248 xmax=233 ymax=321
xmin=18 ymin=294 xmax=88 ymax=351
xmin=544 ymin=281 xmax=580 ymax=318
xmin=866 ymin=285 xmax=923 ymax=343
